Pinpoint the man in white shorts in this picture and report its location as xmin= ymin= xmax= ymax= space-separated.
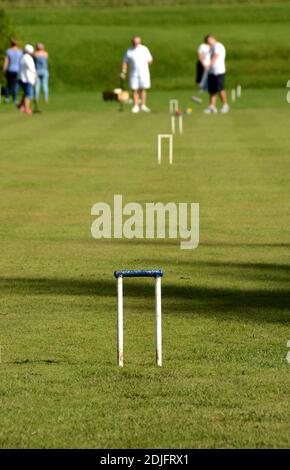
xmin=121 ymin=36 xmax=153 ymax=113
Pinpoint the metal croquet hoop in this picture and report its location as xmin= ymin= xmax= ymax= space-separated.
xmin=114 ymin=269 xmax=164 ymax=367
xmin=157 ymin=134 xmax=173 ymax=165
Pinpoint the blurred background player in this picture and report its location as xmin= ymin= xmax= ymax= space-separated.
xmin=3 ymin=38 xmax=22 ymax=104
xmin=121 ymin=36 xmax=153 ymax=113
xmin=204 ymin=34 xmax=229 ymax=114
xmin=18 ymin=44 xmax=37 ymax=115
xmin=196 ymin=38 xmax=211 ymax=91
xmin=34 ymin=43 xmax=49 ymax=104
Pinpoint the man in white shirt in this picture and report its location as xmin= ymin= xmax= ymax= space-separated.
xmin=18 ymin=44 xmax=37 ymax=114
xmin=196 ymin=40 xmax=211 ymax=91
xmin=203 ymin=34 xmax=229 ymax=114
xmin=121 ymin=36 xmax=153 ymax=113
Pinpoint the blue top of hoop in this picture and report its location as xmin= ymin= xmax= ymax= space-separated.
xmin=114 ymin=269 xmax=163 ymax=278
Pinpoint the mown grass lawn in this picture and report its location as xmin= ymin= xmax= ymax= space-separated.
xmin=0 ymin=87 xmax=289 ymax=448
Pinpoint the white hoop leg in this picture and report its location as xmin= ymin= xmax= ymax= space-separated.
xmin=117 ymin=276 xmax=124 ymax=367
xmin=155 ymin=276 xmax=162 ymax=366
xmin=158 ymin=135 xmax=162 ymax=164
xmin=171 ymin=115 xmax=176 ymax=134
xmin=179 ymin=115 xmax=183 ymax=134
xmin=169 ymin=136 xmax=173 ymax=165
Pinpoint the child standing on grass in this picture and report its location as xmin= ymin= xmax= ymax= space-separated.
xmin=18 ymin=44 xmax=37 ymax=115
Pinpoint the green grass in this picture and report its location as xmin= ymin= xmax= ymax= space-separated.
xmin=4 ymin=2 xmax=290 ymax=90
xmin=0 ymin=87 xmax=289 ymax=448
xmin=2 ymin=0 xmax=290 ymax=6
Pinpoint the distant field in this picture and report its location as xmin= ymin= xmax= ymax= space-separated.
xmin=0 ymin=88 xmax=289 ymax=448
xmin=2 ymin=0 xmax=290 ymax=7
xmin=4 ymin=2 xmax=290 ymax=90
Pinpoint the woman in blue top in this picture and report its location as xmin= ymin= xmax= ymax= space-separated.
xmin=3 ymin=38 xmax=22 ymax=104
xmin=34 ymin=43 xmax=49 ymax=103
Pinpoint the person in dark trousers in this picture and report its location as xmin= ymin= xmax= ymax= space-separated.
xmin=3 ymin=39 xmax=23 ymax=104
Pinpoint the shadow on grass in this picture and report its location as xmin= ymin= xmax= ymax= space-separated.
xmin=145 ymin=259 xmax=290 ymax=284
xmin=0 ymin=265 xmax=289 ymax=324
xmin=94 ymin=239 xmax=290 ymax=248
xmin=199 ymin=242 xmax=290 ymax=248
xmin=12 ymin=359 xmax=63 ymax=365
